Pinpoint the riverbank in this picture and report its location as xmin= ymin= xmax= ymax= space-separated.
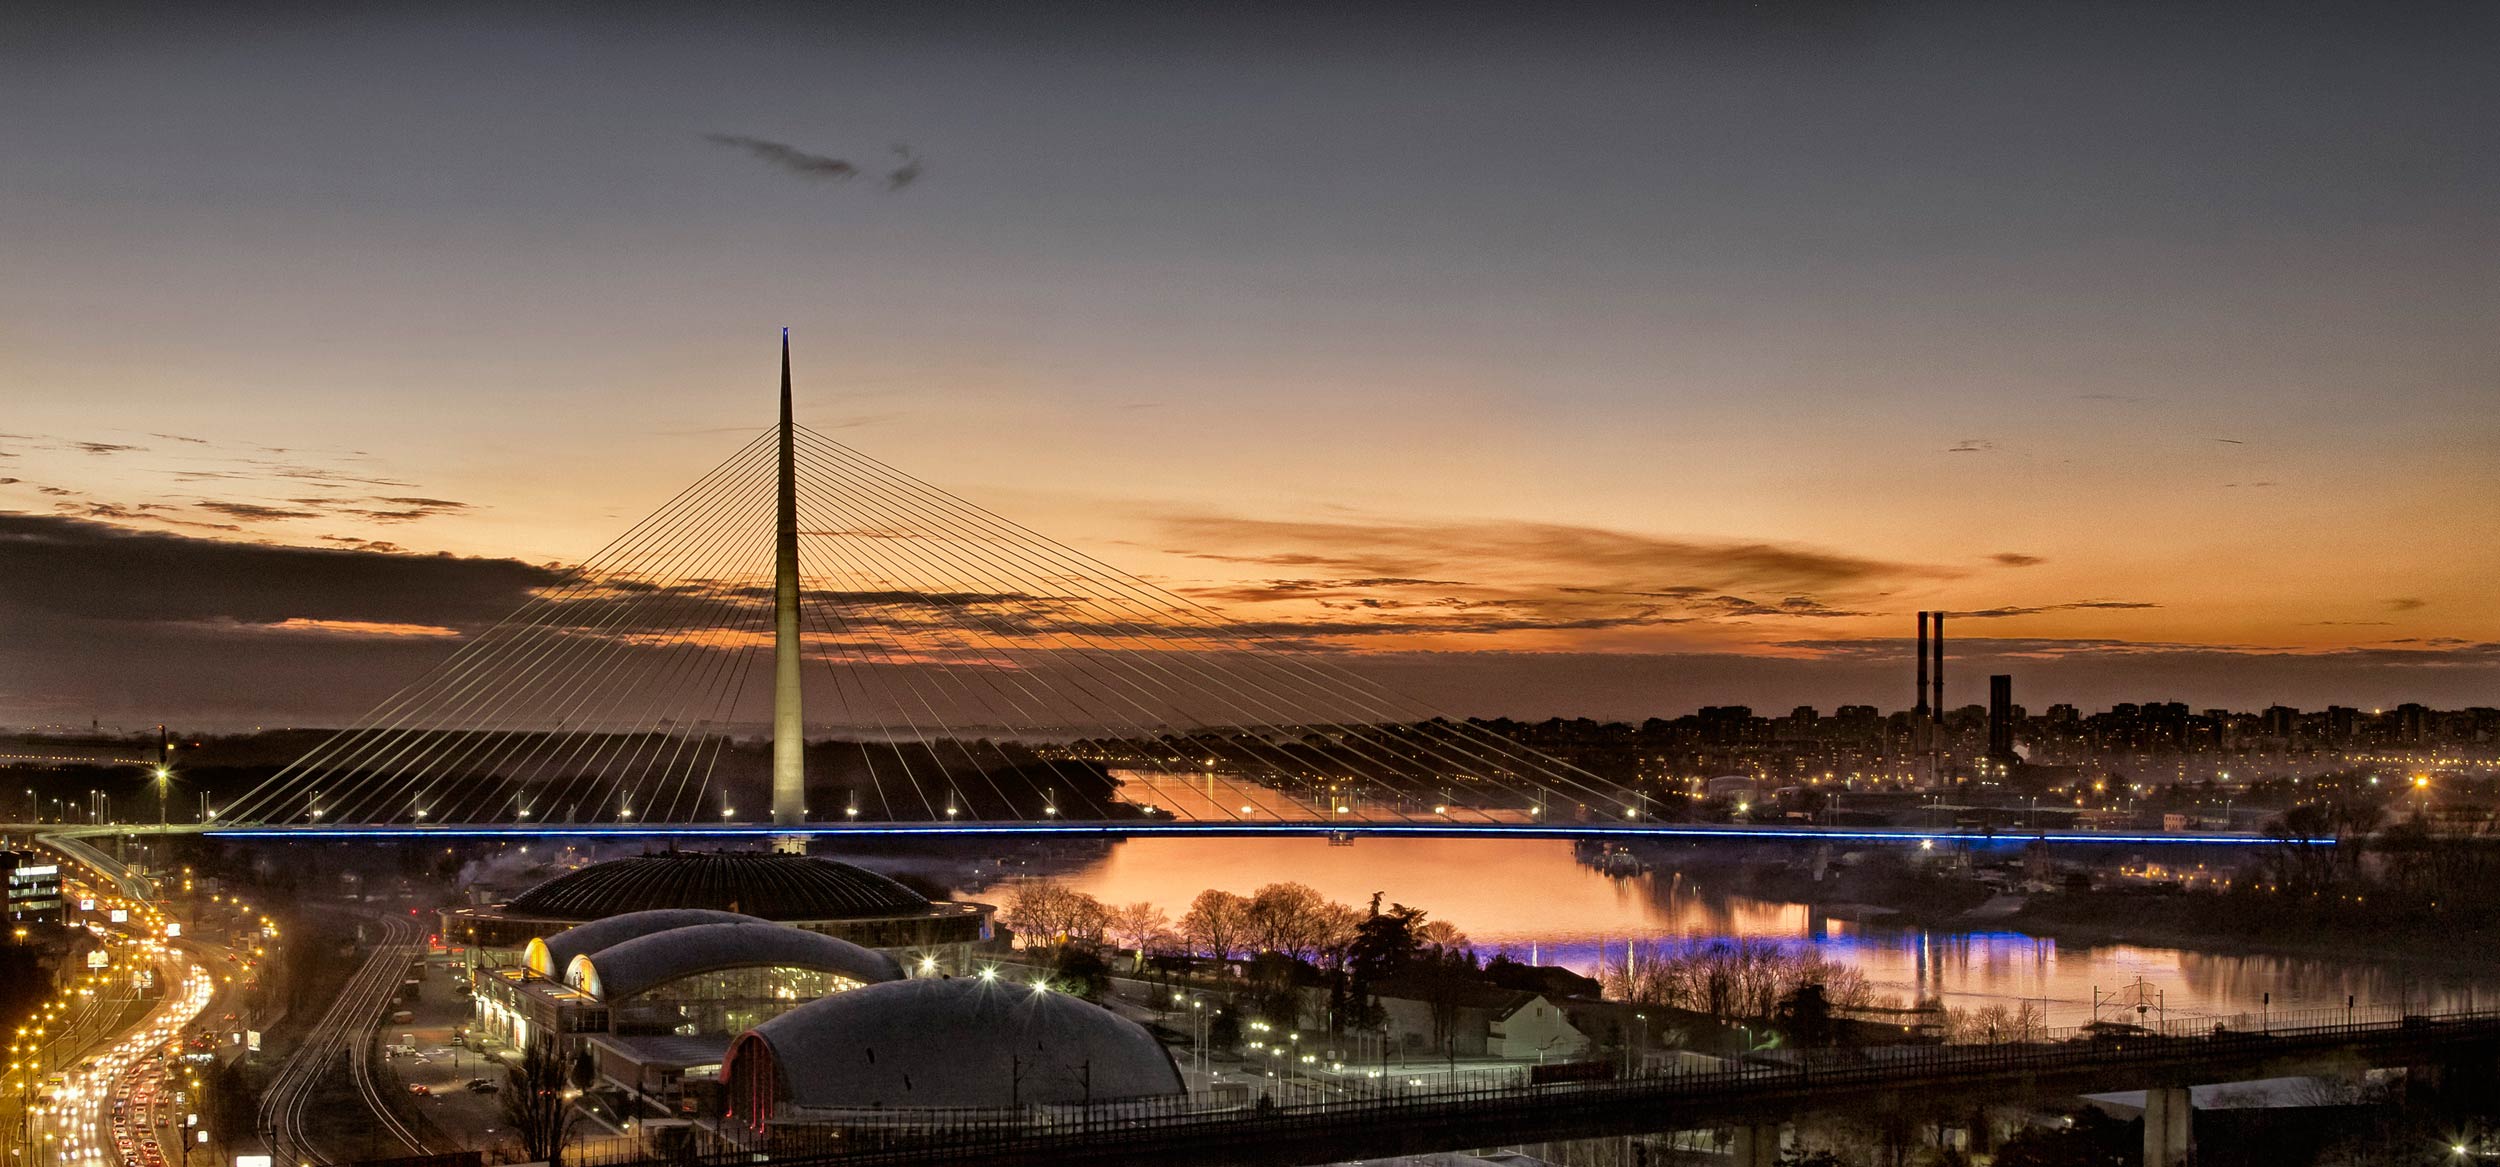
xmin=1999 ymin=895 xmax=2500 ymax=975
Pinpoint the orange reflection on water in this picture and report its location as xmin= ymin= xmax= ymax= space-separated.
xmin=1053 ymin=835 xmax=1810 ymax=950
xmin=1039 ymin=836 xmax=2500 ymax=1025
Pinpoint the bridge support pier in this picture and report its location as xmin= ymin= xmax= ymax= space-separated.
xmin=1730 ymin=1123 xmax=1781 ymax=1167
xmin=2144 ymin=1086 xmax=2193 ymax=1167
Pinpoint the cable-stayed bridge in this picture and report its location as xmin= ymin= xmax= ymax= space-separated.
xmin=203 ymin=337 xmax=2268 ymax=848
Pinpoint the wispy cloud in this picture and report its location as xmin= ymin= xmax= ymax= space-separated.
xmin=1943 ymin=600 xmax=2160 ymax=619
xmin=704 ymin=133 xmax=859 ymax=180
xmin=1991 ymin=553 xmax=2045 ymax=567
xmin=703 ymin=133 xmax=924 ymax=191
xmin=196 ymin=501 xmax=323 ymax=521
xmin=1158 ymin=512 xmax=1938 ymax=592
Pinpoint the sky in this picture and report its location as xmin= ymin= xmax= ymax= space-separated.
xmin=3 ymin=2 xmax=2497 ymax=729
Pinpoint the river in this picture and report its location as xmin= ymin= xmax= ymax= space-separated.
xmin=999 ymin=835 xmax=2500 ymax=1027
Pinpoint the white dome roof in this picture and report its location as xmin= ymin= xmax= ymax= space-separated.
xmin=728 ymin=977 xmax=1182 ymax=1111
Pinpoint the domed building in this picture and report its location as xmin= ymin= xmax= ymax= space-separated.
xmin=442 ymin=850 xmax=991 ymax=967
xmin=454 ymin=852 xmax=996 ymax=1113
xmin=722 ymin=978 xmax=1184 ymax=1127
xmin=475 ymin=908 xmax=911 ymax=1111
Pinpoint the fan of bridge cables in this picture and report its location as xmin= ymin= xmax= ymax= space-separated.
xmin=220 ymin=425 xmax=1637 ymax=827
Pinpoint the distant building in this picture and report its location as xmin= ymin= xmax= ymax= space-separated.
xmin=1986 ymin=675 xmax=2018 ymax=767
xmin=2 ymin=851 xmax=63 ymax=925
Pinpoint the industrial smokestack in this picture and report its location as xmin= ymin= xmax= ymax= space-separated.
xmin=1915 ymin=611 xmax=1930 ymax=717
xmin=1932 ymin=612 xmax=1946 ymax=716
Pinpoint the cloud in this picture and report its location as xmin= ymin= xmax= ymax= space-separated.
xmin=148 ymin=433 xmax=210 ymax=445
xmin=73 ymin=441 xmax=142 ymax=455
xmin=1943 ymin=600 xmax=2160 ymax=619
xmin=255 ymin=618 xmax=463 ymax=639
xmin=331 ymin=495 xmax=472 ymax=522
xmin=1991 ymin=553 xmax=2045 ymax=567
xmin=195 ymin=501 xmax=323 ymax=521
xmin=38 ymin=486 xmax=77 ymax=497
xmin=319 ymin=535 xmax=407 ymax=553
xmin=704 ymin=133 xmax=860 ymax=181
xmin=1158 ymin=512 xmax=1937 ymax=592
xmin=1693 ymin=595 xmax=1867 ymax=619
xmin=1945 ymin=439 xmax=1995 ymax=454
xmin=885 ymin=144 xmax=922 ymax=190
xmin=2386 ymin=597 xmax=2427 ymax=611
xmin=0 ymin=512 xmax=568 ymax=630
xmin=2213 ymin=437 xmax=2245 ymax=445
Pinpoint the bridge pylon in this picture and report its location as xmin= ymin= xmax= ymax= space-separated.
xmin=770 ymin=329 xmax=807 ymax=835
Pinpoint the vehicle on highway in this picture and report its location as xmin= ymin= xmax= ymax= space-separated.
xmin=464 ymin=1078 xmax=497 ymax=1093
xmin=407 ymin=1084 xmax=430 ymax=1096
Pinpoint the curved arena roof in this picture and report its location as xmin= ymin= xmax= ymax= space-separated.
xmin=506 ymin=852 xmax=933 ymax=921
xmin=564 ymin=921 xmax=904 ymax=1002
xmin=726 ymin=977 xmax=1183 ymax=1110
xmin=524 ymin=908 xmax=767 ymax=977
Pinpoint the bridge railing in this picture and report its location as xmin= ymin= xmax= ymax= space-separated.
xmin=563 ymin=1006 xmax=2500 ymax=1167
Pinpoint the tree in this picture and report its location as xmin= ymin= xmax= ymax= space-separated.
xmin=1990 ymin=1108 xmax=2135 ymax=1167
xmin=1773 ymin=983 xmax=1833 ymax=1048
xmin=1182 ymin=889 xmax=1252 ymax=961
xmin=1348 ymin=897 xmax=1424 ymax=985
xmin=1001 ymin=880 xmax=1109 ymax=950
xmin=1063 ymin=892 xmax=1112 ymax=949
xmin=1415 ymin=919 xmax=1470 ymax=955
xmin=1400 ymin=945 xmax=1482 ymax=1054
xmin=1312 ymin=901 xmax=1363 ymax=971
xmin=1247 ymin=882 xmax=1331 ymax=961
xmin=504 ymin=1044 xmax=581 ymax=1167
xmin=1206 ymin=1006 xmax=1243 ymax=1054
xmin=1053 ymin=945 xmax=1113 ymax=1002
xmin=1107 ymin=901 xmax=1169 ymax=968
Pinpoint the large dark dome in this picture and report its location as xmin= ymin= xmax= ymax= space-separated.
xmin=505 ymin=852 xmax=933 ymax=921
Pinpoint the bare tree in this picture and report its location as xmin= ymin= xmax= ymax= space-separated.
xmin=1001 ymin=880 xmax=1109 ymax=950
xmin=503 ymin=1044 xmax=580 ymax=1167
xmin=1248 ymin=882 xmax=1331 ymax=961
xmin=1182 ymin=889 xmax=1252 ymax=961
xmin=1415 ymin=919 xmax=1470 ymax=954
xmin=1108 ymin=902 xmax=1170 ymax=968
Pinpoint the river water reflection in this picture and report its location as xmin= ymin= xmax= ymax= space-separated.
xmin=1027 ymin=836 xmax=2500 ymax=1027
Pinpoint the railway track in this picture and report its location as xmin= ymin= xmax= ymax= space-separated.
xmin=255 ymin=915 xmax=429 ymax=1165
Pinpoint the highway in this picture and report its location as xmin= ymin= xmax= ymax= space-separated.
xmin=9 ymin=910 xmax=218 ymax=1167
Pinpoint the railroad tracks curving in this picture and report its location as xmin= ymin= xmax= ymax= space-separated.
xmin=256 ymin=914 xmax=429 ymax=1165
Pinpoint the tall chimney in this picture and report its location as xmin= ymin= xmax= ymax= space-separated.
xmin=1931 ymin=612 xmax=1946 ymax=715
xmin=1915 ymin=612 xmax=1930 ymax=717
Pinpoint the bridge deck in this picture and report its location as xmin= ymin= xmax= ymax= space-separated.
xmin=187 ymin=820 xmax=2292 ymax=846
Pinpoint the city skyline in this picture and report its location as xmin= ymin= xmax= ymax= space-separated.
xmin=5 ymin=3 xmax=2497 ymax=723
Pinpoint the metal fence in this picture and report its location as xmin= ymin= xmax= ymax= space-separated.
xmin=560 ymin=1005 xmax=2500 ymax=1167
